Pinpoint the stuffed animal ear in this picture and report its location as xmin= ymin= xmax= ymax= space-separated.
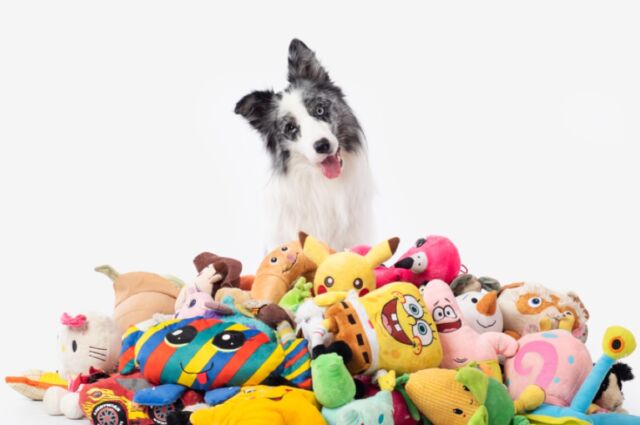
xmin=364 ymin=237 xmax=400 ymax=269
xmin=468 ymin=405 xmax=489 ymax=425
xmin=299 ymin=232 xmax=330 ymax=266
xmin=455 ymin=367 xmax=489 ymax=404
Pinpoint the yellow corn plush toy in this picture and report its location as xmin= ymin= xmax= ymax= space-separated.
xmin=189 ymin=385 xmax=325 ymax=425
xmin=300 ymin=232 xmax=399 ymax=297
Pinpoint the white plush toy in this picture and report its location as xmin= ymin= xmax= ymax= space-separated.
xmin=42 ymin=312 xmax=121 ymax=419
xmin=456 ymin=290 xmax=504 ymax=334
xmin=295 ymin=298 xmax=332 ymax=351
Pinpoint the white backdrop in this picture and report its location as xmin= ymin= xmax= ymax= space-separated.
xmin=1 ymin=1 xmax=639 ymax=421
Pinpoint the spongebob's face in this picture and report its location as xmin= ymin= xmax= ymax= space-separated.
xmin=362 ymin=282 xmax=442 ymax=373
xmin=313 ymin=252 xmax=376 ymax=297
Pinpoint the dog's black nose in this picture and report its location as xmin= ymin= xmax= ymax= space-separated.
xmin=395 ymin=257 xmax=414 ymax=269
xmin=314 ymin=138 xmax=331 ymax=154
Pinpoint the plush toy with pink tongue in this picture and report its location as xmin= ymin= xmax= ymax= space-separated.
xmin=421 ymin=279 xmax=518 ymax=380
xmin=320 ymin=147 xmax=343 ymax=179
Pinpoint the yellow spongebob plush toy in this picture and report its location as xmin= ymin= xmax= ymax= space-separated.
xmin=316 ymin=282 xmax=443 ymax=375
xmin=189 ymin=385 xmax=325 ymax=425
xmin=300 ymin=232 xmax=399 ymax=297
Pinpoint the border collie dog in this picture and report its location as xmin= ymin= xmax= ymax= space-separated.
xmin=235 ymin=39 xmax=373 ymax=250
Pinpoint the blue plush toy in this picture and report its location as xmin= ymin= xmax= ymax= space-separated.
xmin=322 ymin=391 xmax=394 ymax=425
xmin=525 ymin=326 xmax=640 ymax=425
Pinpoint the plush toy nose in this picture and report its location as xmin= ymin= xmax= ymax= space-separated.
xmin=394 ymin=257 xmax=414 ymax=269
xmin=287 ymin=254 xmax=296 ymax=262
xmin=476 ymin=291 xmax=497 ymax=316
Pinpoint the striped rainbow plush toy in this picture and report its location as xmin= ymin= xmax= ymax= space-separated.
xmin=118 ymin=316 xmax=311 ymax=406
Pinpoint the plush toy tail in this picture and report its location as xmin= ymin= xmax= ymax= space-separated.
xmin=94 ymin=265 xmax=119 ymax=281
xmin=118 ymin=324 xmax=144 ymax=374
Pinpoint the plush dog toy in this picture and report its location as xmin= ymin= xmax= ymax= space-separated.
xmin=421 ymin=279 xmax=517 ymax=380
xmin=508 ymin=326 xmax=640 ymax=424
xmin=497 ymin=282 xmax=590 ymax=342
xmin=251 ymin=240 xmax=318 ymax=303
xmin=96 ymin=265 xmax=183 ymax=332
xmin=593 ymin=362 xmax=634 ymax=413
xmin=43 ymin=313 xmax=122 ymax=419
xmin=313 ymin=281 xmax=442 ymax=376
xmin=397 ymin=366 xmax=544 ymax=425
xmin=457 ymin=290 xmax=504 ymax=334
xmin=393 ymin=235 xmax=462 ymax=285
xmin=300 ymin=231 xmax=399 ymax=296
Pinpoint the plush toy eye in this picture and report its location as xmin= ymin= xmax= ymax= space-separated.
xmin=166 ymin=326 xmax=198 ymax=346
xmin=353 ymin=278 xmax=363 ymax=289
xmin=432 ymin=307 xmax=445 ymax=321
xmin=444 ymin=306 xmax=457 ymax=318
xmin=72 ymin=340 xmax=78 ymax=353
xmin=212 ymin=330 xmax=246 ymax=351
xmin=471 ymin=297 xmax=478 ymax=304
xmin=415 ymin=238 xmax=426 ymax=247
xmin=528 ymin=297 xmax=542 ymax=308
xmin=281 ymin=246 xmax=288 ymax=252
xmin=270 ymin=257 xmax=278 ymax=264
xmin=453 ymin=408 xmax=464 ymax=415
xmin=402 ymin=295 xmax=424 ymax=318
xmin=324 ymin=276 xmax=335 ymax=288
xmin=412 ymin=320 xmax=434 ymax=346
xmin=188 ymin=299 xmax=197 ymax=308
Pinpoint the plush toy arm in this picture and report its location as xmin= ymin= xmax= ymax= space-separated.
xmin=203 ymin=387 xmax=241 ymax=406
xmin=134 ymin=384 xmax=187 ymax=406
xmin=483 ymin=332 xmax=518 ymax=358
xmin=314 ymin=291 xmax=348 ymax=307
xmin=279 ymin=277 xmax=313 ymax=311
xmin=513 ymin=385 xmax=545 ymax=413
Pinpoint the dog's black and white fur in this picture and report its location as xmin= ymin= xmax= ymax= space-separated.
xmin=235 ymin=39 xmax=373 ymax=249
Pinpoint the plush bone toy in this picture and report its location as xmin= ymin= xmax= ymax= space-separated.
xmin=421 ymin=280 xmax=517 ymax=380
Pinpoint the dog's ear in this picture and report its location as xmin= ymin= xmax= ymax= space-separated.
xmin=288 ymin=39 xmax=331 ymax=85
xmin=235 ymin=90 xmax=275 ymax=133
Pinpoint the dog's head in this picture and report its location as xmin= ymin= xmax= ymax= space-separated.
xmin=235 ymin=39 xmax=363 ymax=178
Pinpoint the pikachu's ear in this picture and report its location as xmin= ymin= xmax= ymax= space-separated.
xmin=299 ymin=231 xmax=330 ymax=266
xmin=364 ymin=237 xmax=400 ymax=268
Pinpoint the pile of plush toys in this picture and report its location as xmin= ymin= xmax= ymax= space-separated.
xmin=6 ymin=233 xmax=639 ymax=424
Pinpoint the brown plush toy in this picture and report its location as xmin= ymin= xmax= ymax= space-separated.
xmin=95 ymin=265 xmax=183 ymax=332
xmin=250 ymin=240 xmax=318 ymax=304
xmin=193 ymin=252 xmax=244 ymax=297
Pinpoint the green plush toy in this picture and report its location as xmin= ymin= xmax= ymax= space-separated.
xmin=279 ymin=277 xmax=313 ymax=312
xmin=396 ymin=366 xmax=544 ymax=425
xmin=311 ymin=353 xmax=356 ymax=409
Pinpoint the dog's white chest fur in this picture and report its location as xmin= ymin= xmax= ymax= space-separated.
xmin=265 ymin=150 xmax=373 ymax=250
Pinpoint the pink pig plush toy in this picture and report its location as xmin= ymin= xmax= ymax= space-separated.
xmin=421 ymin=279 xmax=518 ymax=380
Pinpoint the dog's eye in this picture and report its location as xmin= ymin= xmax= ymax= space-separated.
xmin=284 ymin=123 xmax=297 ymax=134
xmin=415 ymin=238 xmax=426 ymax=247
xmin=315 ymin=106 xmax=325 ymax=116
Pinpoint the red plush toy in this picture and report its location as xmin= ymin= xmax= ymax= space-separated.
xmin=352 ymin=235 xmax=462 ymax=288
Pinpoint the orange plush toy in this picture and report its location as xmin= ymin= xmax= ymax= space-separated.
xmin=250 ymin=240 xmax=318 ymax=303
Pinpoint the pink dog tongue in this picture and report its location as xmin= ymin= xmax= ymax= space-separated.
xmin=320 ymin=154 xmax=341 ymax=179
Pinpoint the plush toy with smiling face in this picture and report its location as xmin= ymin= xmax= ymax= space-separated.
xmin=457 ymin=290 xmax=504 ymax=334
xmin=251 ymin=240 xmax=318 ymax=303
xmin=421 ymin=280 xmax=518 ymax=380
xmin=300 ymin=232 xmax=399 ymax=297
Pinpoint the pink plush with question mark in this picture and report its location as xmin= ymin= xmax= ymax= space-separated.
xmin=504 ymin=329 xmax=593 ymax=407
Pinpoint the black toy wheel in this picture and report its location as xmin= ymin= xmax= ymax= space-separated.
xmin=92 ymin=402 xmax=127 ymax=425
xmin=149 ymin=401 xmax=182 ymax=425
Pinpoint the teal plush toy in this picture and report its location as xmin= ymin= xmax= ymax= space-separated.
xmin=322 ymin=390 xmax=394 ymax=425
xmin=525 ymin=326 xmax=640 ymax=425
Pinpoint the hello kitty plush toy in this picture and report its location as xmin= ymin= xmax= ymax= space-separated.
xmin=42 ymin=313 xmax=121 ymax=419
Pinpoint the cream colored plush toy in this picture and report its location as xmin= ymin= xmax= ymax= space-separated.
xmin=42 ymin=313 xmax=121 ymax=419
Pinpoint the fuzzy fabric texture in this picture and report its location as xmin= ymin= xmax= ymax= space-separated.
xmin=322 ymin=390 xmax=394 ymax=425
xmin=393 ymin=235 xmax=462 ymax=285
xmin=422 ymin=280 xmax=517 ymax=380
xmin=457 ymin=290 xmax=504 ymax=334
